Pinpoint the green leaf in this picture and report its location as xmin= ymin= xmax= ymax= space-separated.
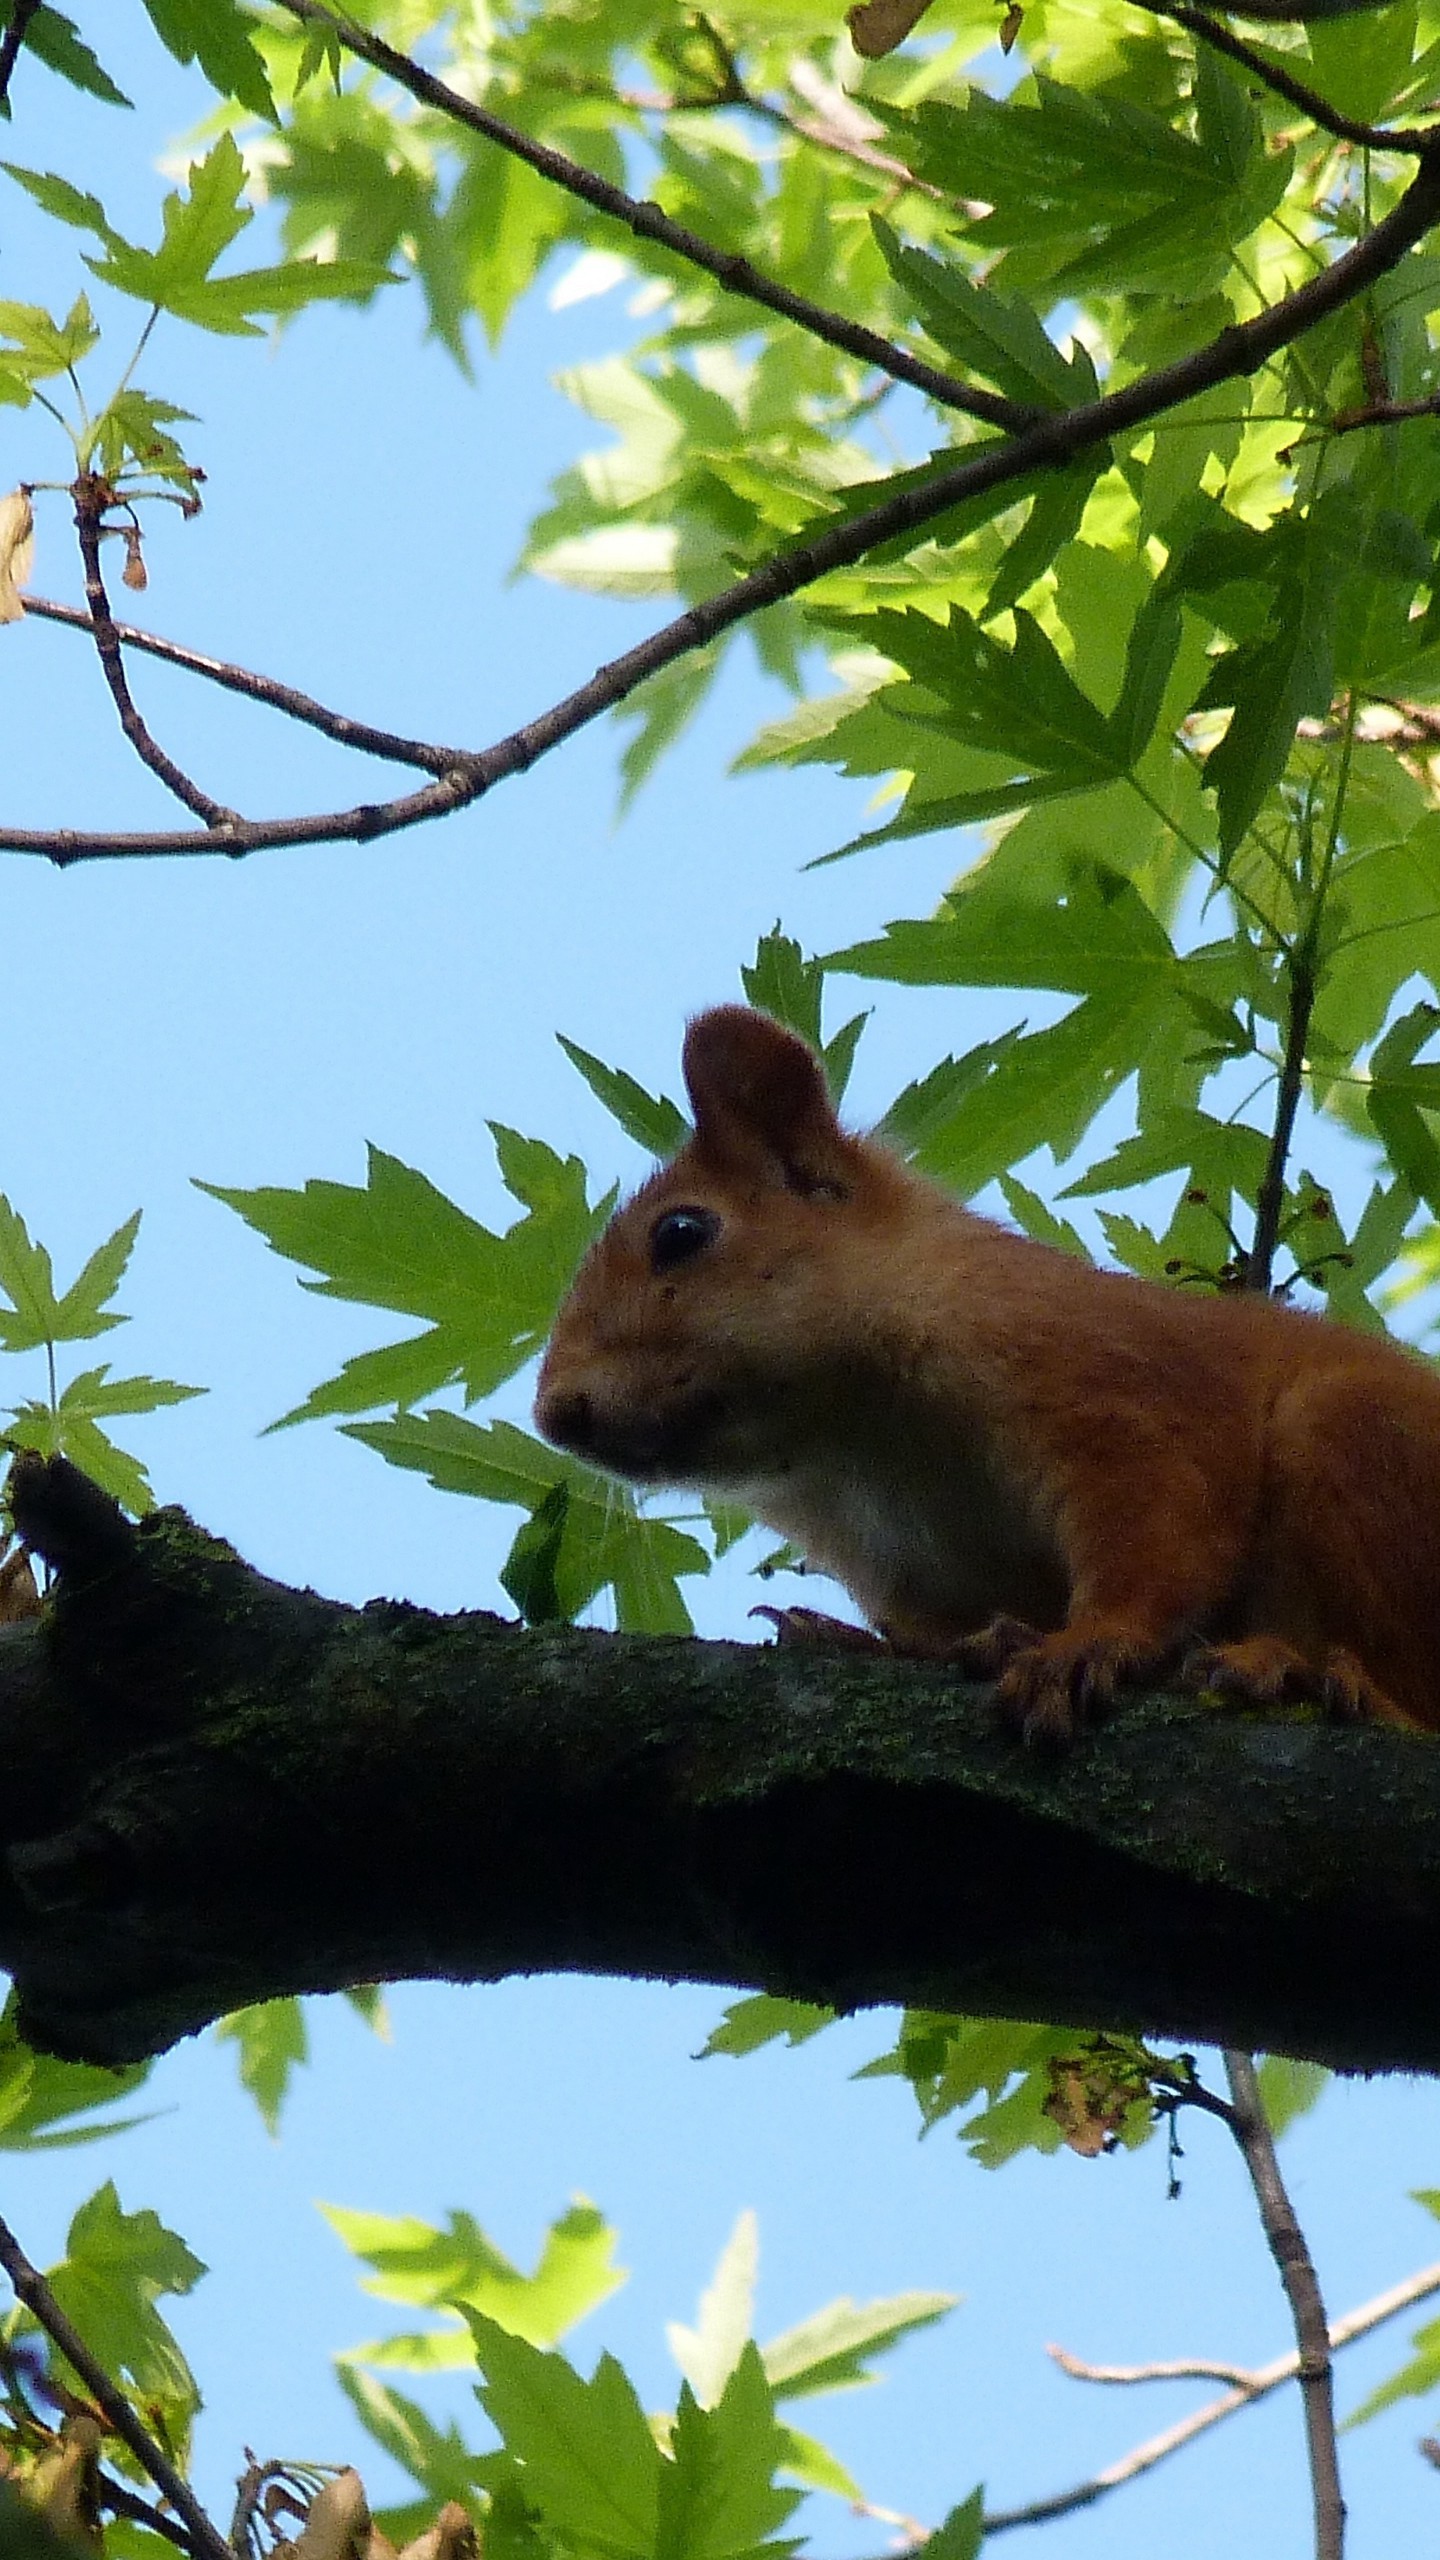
xmin=500 ymin=1480 xmax=570 ymax=1625
xmin=832 ymin=861 xmax=1178 ymax=1000
xmin=0 ymin=1193 xmax=59 ymax=1349
xmin=346 ymin=1415 xmax=708 ymax=1633
xmin=741 ymin=931 xmax=824 ymax=1053
xmin=204 ymin=1131 xmax=604 ymax=1420
xmin=667 ymin=2212 xmax=758 ymax=2409
xmin=925 ymin=2490 xmax=986 ymax=2560
xmin=0 ymin=8 xmax=130 ymax=108
xmin=761 ymin=2291 xmax=956 ymax=2400
xmin=986 ymin=456 xmax=1108 ymax=620
xmin=1256 ymin=2057 xmax=1331 ymax=2138
xmin=1366 ymin=1003 xmax=1440 ymax=1216
xmin=335 ymin=2367 xmax=491 ymax=2512
xmin=871 ymin=221 xmax=1082 ymax=412
xmin=464 ymin=2311 xmax=661 ymax=2553
xmin=35 ymin=2184 xmax=204 ymax=2450
xmin=558 ymin=1035 xmax=688 ymax=1158
xmin=0 ymin=293 xmax=98 ymax=377
xmin=1 ymin=164 xmax=121 ymax=247
xmin=214 ymin=2000 xmax=308 ymax=2137
xmin=328 ymin=2198 xmax=625 ymax=2351
xmin=697 ymin=1997 xmax=837 ymax=2059
xmin=997 ymin=1177 xmax=1089 ymax=1258
xmin=771 ymin=2423 xmax=863 ymax=2500
xmin=0 ymin=1995 xmax=151 ymax=2150
xmin=137 ymin=0 xmax=275 ymax=118
xmin=657 ymin=2350 xmax=802 ymax=2560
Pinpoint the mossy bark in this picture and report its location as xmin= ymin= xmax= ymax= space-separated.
xmin=3 ymin=1457 xmax=1440 ymax=2072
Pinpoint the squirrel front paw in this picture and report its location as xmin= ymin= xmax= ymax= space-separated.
xmin=995 ymin=1628 xmax=1170 ymax=1751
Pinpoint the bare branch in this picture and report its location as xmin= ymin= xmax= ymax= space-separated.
xmin=985 ymin=2260 xmax=1440 ymax=2535
xmin=1132 ymin=0 xmax=1430 ymax=153
xmin=271 ymin=0 xmax=1033 ymax=435
xmin=0 ymin=0 xmax=42 ymax=109
xmin=1047 ymin=2346 xmax=1262 ymax=2388
xmin=1223 ymin=2050 xmax=1344 ymax=2560
xmin=9 ymin=155 xmax=1440 ymax=865
xmin=26 ymin=598 xmax=466 ymax=774
xmin=0 ymin=2212 xmax=231 ymax=2560
xmin=71 ymin=481 xmax=239 ymax=829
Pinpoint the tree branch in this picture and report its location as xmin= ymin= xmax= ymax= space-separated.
xmin=984 ymin=2260 xmax=1440 ymax=2534
xmin=0 ymin=0 xmax=41 ymax=110
xmin=25 ymin=599 xmax=467 ymax=775
xmin=71 ymin=484 xmax=238 ymax=830
xmin=1131 ymin=1 xmax=1430 ymax=153
xmin=272 ymin=0 xmax=1033 ymax=436
xmin=10 ymin=152 xmax=1440 ymax=865
xmin=6 ymin=1458 xmax=1440 ymax=2073
xmin=0 ymin=2213 xmax=230 ymax=2560
xmin=1223 ymin=2050 xmax=1345 ymax=2559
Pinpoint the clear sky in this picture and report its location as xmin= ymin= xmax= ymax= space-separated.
xmin=2 ymin=18 xmax=1440 ymax=2560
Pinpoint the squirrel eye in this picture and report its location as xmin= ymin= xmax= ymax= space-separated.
xmin=650 ymin=1206 xmax=721 ymax=1274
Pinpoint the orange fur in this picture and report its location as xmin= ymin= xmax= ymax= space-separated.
xmin=535 ymin=1005 xmax=1440 ymax=1745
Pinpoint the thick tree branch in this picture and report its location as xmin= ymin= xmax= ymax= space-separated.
xmin=4 ymin=1458 xmax=1440 ymax=2075
xmin=274 ymin=0 xmax=1032 ymax=436
xmin=10 ymin=154 xmax=1440 ymax=865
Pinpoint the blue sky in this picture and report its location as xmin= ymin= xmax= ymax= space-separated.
xmin=2 ymin=17 xmax=1440 ymax=2558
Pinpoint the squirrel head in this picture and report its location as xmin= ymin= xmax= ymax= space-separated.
xmin=534 ymin=1005 xmax=910 ymax=1491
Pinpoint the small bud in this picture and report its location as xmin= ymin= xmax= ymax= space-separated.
xmin=121 ymin=525 xmax=148 ymax=592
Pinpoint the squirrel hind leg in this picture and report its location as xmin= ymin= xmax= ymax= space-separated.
xmin=1182 ymin=1634 xmax=1407 ymax=1728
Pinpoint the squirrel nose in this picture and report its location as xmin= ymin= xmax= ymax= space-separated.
xmin=536 ymin=1387 xmax=593 ymax=1454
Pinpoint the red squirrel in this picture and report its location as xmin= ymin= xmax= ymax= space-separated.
xmin=535 ymin=1003 xmax=1440 ymax=1745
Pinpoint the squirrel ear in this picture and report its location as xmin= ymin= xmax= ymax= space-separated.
xmin=681 ymin=1006 xmax=849 ymax=1192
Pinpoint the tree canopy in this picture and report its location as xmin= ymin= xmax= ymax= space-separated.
xmin=7 ymin=0 xmax=1440 ymax=2550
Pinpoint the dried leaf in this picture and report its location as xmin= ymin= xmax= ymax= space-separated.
xmin=0 ymin=489 xmax=35 ymax=626
xmin=292 ymin=2471 xmax=371 ymax=2560
xmin=396 ymin=2505 xmax=477 ymax=2560
xmin=0 ymin=1542 xmax=41 ymax=1623
xmin=847 ymin=0 xmax=936 ymax=56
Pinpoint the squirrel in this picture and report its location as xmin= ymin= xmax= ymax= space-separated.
xmin=535 ymin=1002 xmax=1440 ymax=1746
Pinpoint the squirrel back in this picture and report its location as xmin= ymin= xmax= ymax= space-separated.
xmin=536 ymin=1004 xmax=1440 ymax=1744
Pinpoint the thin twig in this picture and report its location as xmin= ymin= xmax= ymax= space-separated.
xmin=0 ymin=2211 xmax=232 ymax=2560
xmin=982 ymin=2258 xmax=1440 ymax=2535
xmin=1326 ymin=389 xmax=1440 ymax=433
xmin=271 ymin=0 xmax=1033 ymax=435
xmin=1048 ymin=2346 xmax=1261 ymax=2387
xmin=9 ymin=151 xmax=1440 ymax=864
xmin=25 ymin=597 xmax=465 ymax=774
xmin=1223 ymin=2050 xmax=1345 ymax=2560
xmin=99 ymin=2477 xmax=197 ymax=2551
xmin=524 ymin=61 xmax=961 ymax=207
xmin=71 ymin=481 xmax=239 ymax=828
xmin=1132 ymin=0 xmax=1430 ymax=154
xmin=1246 ymin=928 xmax=1319 ymax=1291
xmin=0 ymin=0 xmax=41 ymax=108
